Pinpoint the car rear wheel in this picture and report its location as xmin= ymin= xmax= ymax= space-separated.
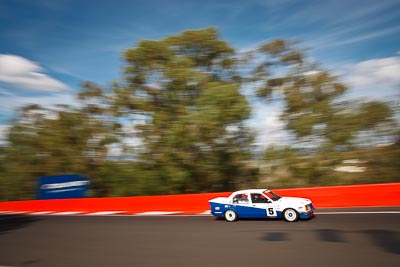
xmin=224 ymin=210 xmax=238 ymax=222
xmin=283 ymin=208 xmax=299 ymax=222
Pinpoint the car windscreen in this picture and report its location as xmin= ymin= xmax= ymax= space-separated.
xmin=263 ymin=190 xmax=281 ymax=201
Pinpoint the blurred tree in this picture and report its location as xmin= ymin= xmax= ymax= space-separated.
xmin=251 ymin=39 xmax=398 ymax=187
xmin=113 ymin=27 xmax=255 ymax=193
xmin=0 ymin=84 xmax=120 ymax=200
xmin=0 ymin=146 xmax=8 ymax=200
xmin=252 ymin=39 xmax=395 ymax=150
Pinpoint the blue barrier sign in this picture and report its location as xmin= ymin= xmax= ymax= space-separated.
xmin=38 ymin=174 xmax=90 ymax=200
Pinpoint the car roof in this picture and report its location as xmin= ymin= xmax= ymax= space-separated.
xmin=230 ymin=189 xmax=269 ymax=195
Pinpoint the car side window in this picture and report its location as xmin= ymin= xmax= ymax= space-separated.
xmin=251 ymin=193 xmax=267 ymax=203
xmin=232 ymin=193 xmax=249 ymax=204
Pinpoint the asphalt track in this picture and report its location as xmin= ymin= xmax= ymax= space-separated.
xmin=0 ymin=208 xmax=399 ymax=267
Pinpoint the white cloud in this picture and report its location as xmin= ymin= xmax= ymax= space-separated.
xmin=0 ymin=92 xmax=77 ymax=116
xmin=346 ymin=56 xmax=400 ymax=87
xmin=0 ymin=54 xmax=68 ymax=92
xmin=343 ymin=56 xmax=400 ymax=99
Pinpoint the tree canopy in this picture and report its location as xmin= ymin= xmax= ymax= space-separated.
xmin=114 ymin=27 xmax=255 ymax=193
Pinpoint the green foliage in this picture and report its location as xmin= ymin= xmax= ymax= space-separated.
xmin=359 ymin=101 xmax=392 ymax=128
xmin=252 ymin=40 xmax=395 ymax=149
xmin=0 ymin=84 xmax=119 ymax=200
xmin=117 ymin=28 xmax=254 ymax=193
xmin=252 ymin=39 xmax=398 ymax=187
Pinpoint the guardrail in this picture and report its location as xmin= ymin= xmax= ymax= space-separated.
xmin=0 ymin=183 xmax=399 ymax=215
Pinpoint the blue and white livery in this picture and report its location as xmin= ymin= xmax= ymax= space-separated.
xmin=208 ymin=189 xmax=315 ymax=222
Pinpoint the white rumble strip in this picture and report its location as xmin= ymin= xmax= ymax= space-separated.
xmin=134 ymin=211 xmax=182 ymax=216
xmin=29 ymin=211 xmax=54 ymax=215
xmin=0 ymin=211 xmax=27 ymax=215
xmin=49 ymin=211 xmax=85 ymax=215
xmin=87 ymin=211 xmax=126 ymax=215
xmin=197 ymin=210 xmax=211 ymax=215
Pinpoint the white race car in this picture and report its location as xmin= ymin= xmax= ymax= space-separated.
xmin=208 ymin=189 xmax=315 ymax=222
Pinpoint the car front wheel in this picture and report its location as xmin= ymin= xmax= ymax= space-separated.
xmin=283 ymin=208 xmax=299 ymax=222
xmin=224 ymin=210 xmax=238 ymax=222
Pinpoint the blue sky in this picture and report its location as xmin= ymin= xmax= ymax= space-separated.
xmin=0 ymin=0 xmax=399 ymax=146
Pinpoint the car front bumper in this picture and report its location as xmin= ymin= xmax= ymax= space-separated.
xmin=299 ymin=210 xmax=315 ymax=219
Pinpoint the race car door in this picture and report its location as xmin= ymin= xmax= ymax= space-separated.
xmin=230 ymin=192 xmax=255 ymax=218
xmin=250 ymin=193 xmax=278 ymax=218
